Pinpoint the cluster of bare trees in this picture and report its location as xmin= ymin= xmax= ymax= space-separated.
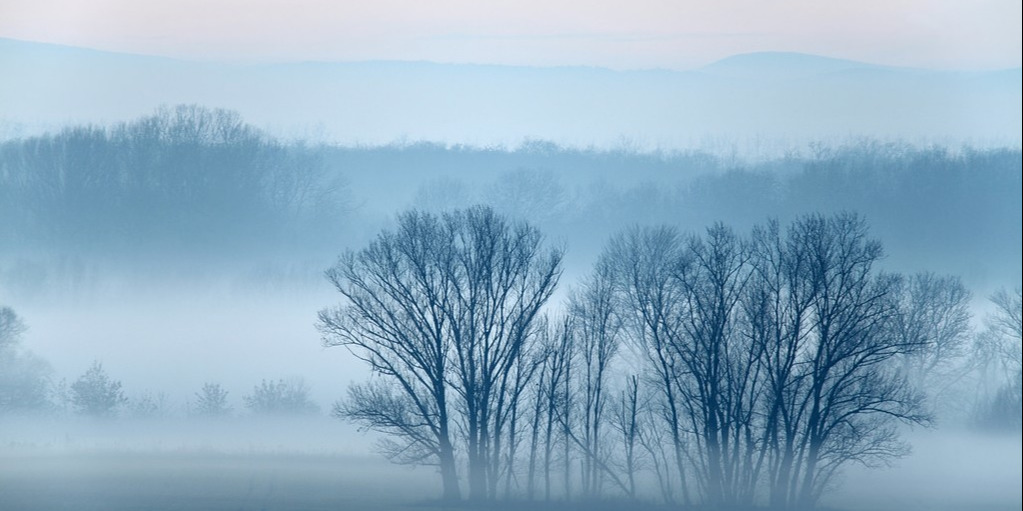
xmin=594 ymin=216 xmax=946 ymax=508
xmin=975 ymin=287 xmax=1023 ymax=429
xmin=320 ymin=207 xmax=993 ymax=507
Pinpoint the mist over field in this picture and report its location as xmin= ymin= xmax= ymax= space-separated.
xmin=1 ymin=14 xmax=1021 ymax=511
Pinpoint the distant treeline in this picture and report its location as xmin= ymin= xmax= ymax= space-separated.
xmin=1 ymin=106 xmax=1019 ymax=282
xmin=0 ymin=105 xmax=347 ymax=255
xmin=331 ymin=140 xmax=1021 ymax=281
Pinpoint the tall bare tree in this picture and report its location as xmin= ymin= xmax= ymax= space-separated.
xmin=442 ymin=207 xmax=562 ymax=501
xmin=570 ymin=259 xmax=622 ymax=498
xmin=610 ymin=374 xmax=642 ymax=499
xmin=674 ymin=224 xmax=764 ymax=507
xmin=783 ymin=214 xmax=930 ymax=508
xmin=602 ymin=225 xmax=693 ymax=505
xmin=320 ymin=210 xmax=463 ymax=500
xmin=530 ymin=316 xmax=574 ymax=502
xmin=319 ymin=206 xmax=561 ymax=502
xmin=893 ymin=273 xmax=972 ymax=413
xmin=745 ymin=219 xmax=817 ymax=508
xmin=976 ymin=286 xmax=1023 ymax=429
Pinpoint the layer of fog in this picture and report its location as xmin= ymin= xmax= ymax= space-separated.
xmin=1 ymin=38 xmax=1020 ymax=149
xmin=0 ymin=84 xmax=1019 ymax=508
xmin=2 ymin=133 xmax=1019 ymax=426
xmin=828 ymin=429 xmax=1021 ymax=511
xmin=1 ymin=416 xmax=1019 ymax=510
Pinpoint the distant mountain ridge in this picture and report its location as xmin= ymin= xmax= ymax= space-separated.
xmin=699 ymin=52 xmax=888 ymax=78
xmin=3 ymin=38 xmax=1000 ymax=74
xmin=1 ymin=38 xmax=1019 ymax=147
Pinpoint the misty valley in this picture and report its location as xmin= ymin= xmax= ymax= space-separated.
xmin=0 ymin=106 xmax=1020 ymax=511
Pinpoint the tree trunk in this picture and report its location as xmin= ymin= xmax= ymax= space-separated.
xmin=438 ymin=436 xmax=461 ymax=501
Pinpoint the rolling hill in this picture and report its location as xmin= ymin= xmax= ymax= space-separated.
xmin=1 ymin=38 xmax=1019 ymax=148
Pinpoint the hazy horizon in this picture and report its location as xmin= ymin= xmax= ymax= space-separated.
xmin=2 ymin=37 xmax=1020 ymax=149
xmin=2 ymin=0 xmax=1019 ymax=70
xmin=6 ymin=35 xmax=1022 ymax=72
xmin=1 ymin=3 xmax=1020 ymax=510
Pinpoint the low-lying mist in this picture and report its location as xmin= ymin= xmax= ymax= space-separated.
xmin=0 ymin=107 xmax=1020 ymax=510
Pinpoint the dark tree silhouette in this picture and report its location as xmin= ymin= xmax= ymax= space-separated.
xmin=602 ymin=225 xmax=693 ymax=505
xmin=319 ymin=210 xmax=959 ymax=506
xmin=569 ymin=258 xmax=623 ymax=498
xmin=750 ymin=214 xmax=930 ymax=508
xmin=596 ymin=214 xmax=931 ymax=508
xmin=320 ymin=206 xmax=562 ymax=502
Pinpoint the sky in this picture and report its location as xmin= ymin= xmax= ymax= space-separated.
xmin=0 ymin=0 xmax=1020 ymax=70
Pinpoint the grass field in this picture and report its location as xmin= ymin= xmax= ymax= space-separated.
xmin=0 ymin=420 xmax=1019 ymax=511
xmin=0 ymin=450 xmax=442 ymax=511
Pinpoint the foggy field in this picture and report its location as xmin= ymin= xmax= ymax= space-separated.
xmin=0 ymin=417 xmax=432 ymax=510
xmin=0 ymin=450 xmax=435 ymax=511
xmin=825 ymin=430 xmax=1022 ymax=511
xmin=1 ymin=146 xmax=1019 ymax=509
xmin=0 ymin=423 xmax=1018 ymax=511
xmin=1 ymin=7 xmax=1020 ymax=509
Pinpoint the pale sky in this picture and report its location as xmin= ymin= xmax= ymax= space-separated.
xmin=0 ymin=0 xmax=1020 ymax=70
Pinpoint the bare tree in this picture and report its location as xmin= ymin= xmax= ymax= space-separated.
xmin=319 ymin=209 xmax=462 ymax=500
xmin=636 ymin=386 xmax=680 ymax=504
xmin=525 ymin=318 xmax=549 ymax=501
xmin=485 ymin=169 xmax=567 ymax=226
xmin=128 ymin=391 xmax=172 ymax=419
xmin=444 ymin=207 xmax=562 ymax=501
xmin=668 ymin=224 xmax=761 ymax=507
xmin=602 ymin=225 xmax=693 ymax=505
xmin=893 ymin=273 xmax=973 ymax=414
xmin=497 ymin=341 xmax=542 ymax=498
xmin=782 ymin=214 xmax=930 ymax=508
xmin=192 ymin=382 xmax=231 ymax=418
xmin=975 ymin=286 xmax=1023 ymax=429
xmin=533 ymin=316 xmax=574 ymax=502
xmin=610 ymin=374 xmax=642 ymax=500
xmin=988 ymin=287 xmax=1022 ymax=371
xmin=570 ymin=259 xmax=622 ymax=498
xmin=319 ymin=206 xmax=562 ymax=502
xmin=745 ymin=219 xmax=817 ymax=508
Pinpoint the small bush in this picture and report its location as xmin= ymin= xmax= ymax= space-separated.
xmin=244 ymin=378 xmax=319 ymax=416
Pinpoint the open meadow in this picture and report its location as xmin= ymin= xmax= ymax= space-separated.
xmin=1 ymin=419 xmax=1018 ymax=511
